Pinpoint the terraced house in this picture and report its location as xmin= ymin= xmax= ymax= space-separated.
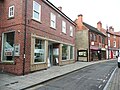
xmin=75 ymin=15 xmax=107 ymax=61
xmin=0 ymin=0 xmax=76 ymax=75
xmin=106 ymin=26 xmax=120 ymax=59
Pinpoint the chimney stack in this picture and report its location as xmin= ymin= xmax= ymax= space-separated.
xmin=78 ymin=14 xmax=83 ymax=23
xmin=97 ymin=21 xmax=102 ymax=30
xmin=75 ymin=14 xmax=83 ymax=30
xmin=58 ymin=6 xmax=62 ymax=11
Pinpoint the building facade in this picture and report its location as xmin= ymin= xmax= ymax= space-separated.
xmin=0 ymin=0 xmax=76 ymax=75
xmin=75 ymin=15 xmax=107 ymax=62
xmin=107 ymin=26 xmax=120 ymax=59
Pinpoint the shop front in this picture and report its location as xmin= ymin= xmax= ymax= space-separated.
xmin=30 ymin=35 xmax=75 ymax=72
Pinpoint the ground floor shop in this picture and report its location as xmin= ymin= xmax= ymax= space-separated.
xmin=0 ymin=31 xmax=75 ymax=75
xmin=106 ymin=48 xmax=119 ymax=59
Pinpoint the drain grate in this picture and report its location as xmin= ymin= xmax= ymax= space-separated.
xmin=5 ymin=81 xmax=18 ymax=86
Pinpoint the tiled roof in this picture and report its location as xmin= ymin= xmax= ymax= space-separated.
xmin=83 ymin=22 xmax=105 ymax=36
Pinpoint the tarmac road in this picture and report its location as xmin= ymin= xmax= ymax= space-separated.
xmin=31 ymin=60 xmax=117 ymax=90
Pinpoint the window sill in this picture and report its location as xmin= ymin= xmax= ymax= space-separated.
xmin=7 ymin=17 xmax=15 ymax=20
xmin=61 ymin=32 xmax=66 ymax=35
xmin=0 ymin=61 xmax=15 ymax=65
xmin=32 ymin=18 xmax=42 ymax=24
xmin=50 ymin=26 xmax=56 ymax=30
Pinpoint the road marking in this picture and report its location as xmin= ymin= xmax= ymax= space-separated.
xmin=103 ymin=67 xmax=117 ymax=90
xmin=103 ymin=80 xmax=106 ymax=82
xmin=99 ymin=85 xmax=102 ymax=88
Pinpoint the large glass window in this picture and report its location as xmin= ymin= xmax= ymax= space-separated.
xmin=62 ymin=44 xmax=68 ymax=60
xmin=70 ymin=46 xmax=74 ymax=59
xmin=2 ymin=32 xmax=15 ymax=61
xmin=50 ymin=13 xmax=56 ymax=29
xmin=33 ymin=1 xmax=41 ymax=21
xmin=34 ymin=39 xmax=45 ymax=63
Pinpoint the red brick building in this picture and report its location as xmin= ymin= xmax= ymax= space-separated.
xmin=107 ymin=26 xmax=120 ymax=59
xmin=0 ymin=0 xmax=76 ymax=75
xmin=75 ymin=15 xmax=107 ymax=61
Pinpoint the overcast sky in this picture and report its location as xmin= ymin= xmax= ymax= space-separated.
xmin=49 ymin=0 xmax=120 ymax=32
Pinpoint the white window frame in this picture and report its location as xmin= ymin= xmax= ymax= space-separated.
xmin=62 ymin=21 xmax=66 ymax=34
xmin=114 ymin=35 xmax=116 ymax=38
xmin=33 ymin=1 xmax=41 ymax=22
xmin=70 ymin=26 xmax=73 ymax=37
xmin=50 ymin=13 xmax=56 ymax=29
xmin=1 ymin=31 xmax=15 ymax=62
xmin=8 ymin=5 xmax=14 ymax=18
xmin=108 ymin=34 xmax=110 ymax=37
xmin=108 ymin=40 xmax=110 ymax=46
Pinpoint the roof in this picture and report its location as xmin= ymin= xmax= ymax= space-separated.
xmin=83 ymin=22 xmax=105 ymax=36
xmin=43 ymin=0 xmax=76 ymax=26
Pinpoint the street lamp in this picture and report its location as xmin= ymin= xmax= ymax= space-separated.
xmin=106 ymin=25 xmax=109 ymax=60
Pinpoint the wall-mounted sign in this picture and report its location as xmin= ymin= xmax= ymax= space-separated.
xmin=14 ymin=44 xmax=20 ymax=56
xmin=4 ymin=48 xmax=13 ymax=56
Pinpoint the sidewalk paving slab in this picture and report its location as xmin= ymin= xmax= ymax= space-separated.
xmin=0 ymin=60 xmax=115 ymax=90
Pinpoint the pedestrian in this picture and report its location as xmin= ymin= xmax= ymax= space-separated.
xmin=118 ymin=55 xmax=120 ymax=68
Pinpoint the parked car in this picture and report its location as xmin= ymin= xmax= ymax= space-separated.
xmin=118 ymin=56 xmax=120 ymax=68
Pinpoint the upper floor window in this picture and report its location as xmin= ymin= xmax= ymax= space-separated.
xmin=99 ymin=36 xmax=101 ymax=43
xmin=70 ymin=26 xmax=73 ymax=36
xmin=33 ymin=1 xmax=41 ymax=22
xmin=113 ymin=41 xmax=116 ymax=47
xmin=102 ymin=37 xmax=105 ymax=44
xmin=50 ymin=13 xmax=56 ymax=29
xmin=114 ymin=35 xmax=116 ymax=38
xmin=62 ymin=21 xmax=66 ymax=34
xmin=108 ymin=40 xmax=110 ymax=46
xmin=108 ymin=34 xmax=110 ymax=37
xmin=8 ymin=5 xmax=14 ymax=18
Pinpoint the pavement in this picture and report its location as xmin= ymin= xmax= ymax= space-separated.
xmin=0 ymin=59 xmax=118 ymax=90
xmin=104 ymin=66 xmax=120 ymax=90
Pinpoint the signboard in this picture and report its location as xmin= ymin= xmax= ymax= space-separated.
xmin=14 ymin=44 xmax=20 ymax=56
xmin=4 ymin=48 xmax=13 ymax=56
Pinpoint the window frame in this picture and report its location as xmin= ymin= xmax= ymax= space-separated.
xmin=33 ymin=1 xmax=41 ymax=22
xmin=8 ymin=5 xmax=15 ymax=18
xmin=62 ymin=21 xmax=66 ymax=34
xmin=70 ymin=26 xmax=73 ymax=37
xmin=113 ymin=41 xmax=116 ymax=47
xmin=1 ymin=31 xmax=15 ymax=62
xmin=50 ymin=12 xmax=56 ymax=29
xmin=34 ymin=38 xmax=45 ymax=64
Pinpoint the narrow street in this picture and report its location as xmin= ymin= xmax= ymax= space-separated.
xmin=30 ymin=60 xmax=117 ymax=90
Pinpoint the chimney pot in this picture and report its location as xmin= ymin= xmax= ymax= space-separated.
xmin=58 ymin=6 xmax=62 ymax=11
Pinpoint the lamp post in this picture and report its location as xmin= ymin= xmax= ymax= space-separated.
xmin=106 ymin=25 xmax=109 ymax=60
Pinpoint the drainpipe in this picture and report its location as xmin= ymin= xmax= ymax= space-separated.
xmin=88 ymin=30 xmax=90 ymax=62
xmin=23 ymin=0 xmax=27 ymax=75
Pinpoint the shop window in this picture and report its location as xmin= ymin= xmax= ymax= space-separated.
xmin=62 ymin=44 xmax=68 ymax=60
xmin=2 ymin=32 xmax=15 ymax=62
xmin=70 ymin=46 xmax=74 ymax=59
xmin=78 ymin=50 xmax=87 ymax=57
xmin=34 ymin=39 xmax=45 ymax=63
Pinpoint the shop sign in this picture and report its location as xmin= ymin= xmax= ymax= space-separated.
xmin=4 ymin=48 xmax=13 ymax=56
xmin=14 ymin=44 xmax=20 ymax=56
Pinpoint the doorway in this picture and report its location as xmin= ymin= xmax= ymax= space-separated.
xmin=48 ymin=42 xmax=59 ymax=67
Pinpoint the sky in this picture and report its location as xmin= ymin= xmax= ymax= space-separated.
xmin=49 ymin=0 xmax=120 ymax=32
